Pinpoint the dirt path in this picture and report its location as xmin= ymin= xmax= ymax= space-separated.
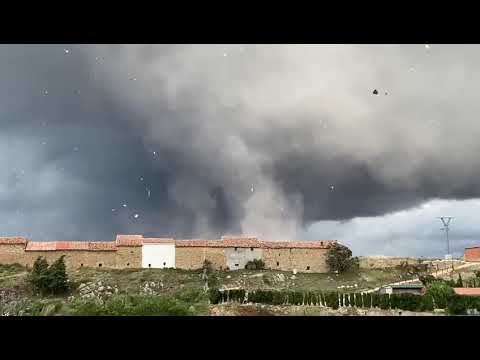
xmin=0 ymin=272 xmax=27 ymax=280
xmin=363 ymin=262 xmax=479 ymax=294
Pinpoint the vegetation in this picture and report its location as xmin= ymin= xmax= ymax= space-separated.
xmin=326 ymin=243 xmax=359 ymax=274
xmin=27 ymin=256 xmax=69 ymax=295
xmin=426 ymin=281 xmax=455 ymax=309
xmin=245 ymin=259 xmax=265 ymax=270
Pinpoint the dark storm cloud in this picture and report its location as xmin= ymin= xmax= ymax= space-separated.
xmin=3 ymin=44 xmax=480 ymax=247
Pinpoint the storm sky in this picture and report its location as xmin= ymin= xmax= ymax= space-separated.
xmin=2 ymin=44 xmax=480 ymax=257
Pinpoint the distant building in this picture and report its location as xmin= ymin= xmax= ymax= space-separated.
xmin=464 ymin=247 xmax=480 ymax=261
xmin=378 ymin=283 xmax=425 ymax=295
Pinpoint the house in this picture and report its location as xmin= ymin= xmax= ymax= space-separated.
xmin=464 ymin=247 xmax=480 ymax=261
xmin=378 ymin=283 xmax=425 ymax=295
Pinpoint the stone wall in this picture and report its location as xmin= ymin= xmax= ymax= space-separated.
xmin=116 ymin=246 xmax=142 ymax=268
xmin=0 ymin=244 xmax=28 ymax=266
xmin=175 ymin=247 xmax=226 ymax=270
xmin=225 ymin=248 xmax=263 ymax=270
xmin=263 ymin=248 xmax=328 ymax=273
xmin=24 ymin=250 xmax=117 ymax=269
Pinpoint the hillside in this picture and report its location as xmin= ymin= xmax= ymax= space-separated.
xmin=0 ymin=263 xmax=421 ymax=316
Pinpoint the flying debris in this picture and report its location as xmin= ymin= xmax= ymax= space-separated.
xmin=122 ymin=203 xmax=127 ymax=208
xmin=425 ymin=44 xmax=431 ymax=50
xmin=64 ymin=49 xmax=70 ymax=54
xmin=73 ymin=147 xmax=79 ymax=152
xmin=146 ymin=187 xmax=151 ymax=198
xmin=372 ymin=89 xmax=379 ymax=95
xmin=384 ymin=92 xmax=388 ymax=95
xmin=223 ymin=53 xmax=228 ymax=57
xmin=41 ymin=141 xmax=47 ymax=145
xmin=152 ymin=151 xmax=156 ymax=156
xmin=330 ymin=185 xmax=335 ymax=191
xmin=250 ymin=185 xmax=254 ymax=193
xmin=132 ymin=213 xmax=140 ymax=219
xmin=129 ymin=77 xmax=137 ymax=81
xmin=139 ymin=177 xmax=144 ymax=182
xmin=111 ymin=208 xmax=116 ymax=212
xmin=43 ymin=90 xmax=49 ymax=96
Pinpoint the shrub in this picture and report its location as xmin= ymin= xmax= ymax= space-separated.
xmin=419 ymin=275 xmax=436 ymax=286
xmin=456 ymin=274 xmax=463 ymax=287
xmin=344 ymin=293 xmax=350 ymax=307
xmin=245 ymin=259 xmax=266 ymax=270
xmin=202 ymin=260 xmax=214 ymax=274
xmin=379 ymin=294 xmax=390 ymax=310
xmin=355 ymin=293 xmax=363 ymax=308
xmin=446 ymin=295 xmax=468 ymax=315
xmin=426 ymin=282 xmax=455 ymax=309
xmin=326 ymin=243 xmax=358 ymax=274
xmin=339 ymin=293 xmax=344 ymax=307
xmin=208 ymin=288 xmax=222 ymax=304
xmin=27 ymin=256 xmax=69 ymax=295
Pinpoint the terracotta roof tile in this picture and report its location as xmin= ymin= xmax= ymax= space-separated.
xmin=0 ymin=237 xmax=28 ymax=245
xmin=454 ymin=288 xmax=480 ymax=296
xmin=26 ymin=241 xmax=116 ymax=251
xmin=260 ymin=240 xmax=336 ymax=249
xmin=116 ymin=235 xmax=143 ymax=247
xmin=142 ymin=238 xmax=176 ymax=244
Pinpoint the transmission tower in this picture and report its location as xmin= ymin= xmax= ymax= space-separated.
xmin=438 ymin=217 xmax=453 ymax=258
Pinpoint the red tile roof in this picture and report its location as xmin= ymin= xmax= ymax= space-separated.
xmin=25 ymin=241 xmax=116 ymax=251
xmin=116 ymin=235 xmax=143 ymax=247
xmin=454 ymin=288 xmax=480 ymax=296
xmin=261 ymin=240 xmax=336 ymax=249
xmin=142 ymin=238 xmax=176 ymax=244
xmin=0 ymin=237 xmax=28 ymax=245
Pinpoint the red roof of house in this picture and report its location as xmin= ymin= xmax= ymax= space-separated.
xmin=454 ymin=288 xmax=480 ymax=296
xmin=0 ymin=237 xmax=28 ymax=245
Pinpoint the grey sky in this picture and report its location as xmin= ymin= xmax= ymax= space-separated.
xmin=1 ymin=44 xmax=479 ymax=256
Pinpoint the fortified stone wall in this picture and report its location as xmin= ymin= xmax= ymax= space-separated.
xmin=116 ymin=246 xmax=142 ymax=268
xmin=175 ymin=247 xmax=226 ymax=270
xmin=359 ymin=256 xmax=425 ymax=269
xmin=24 ymin=251 xmax=117 ymax=269
xmin=262 ymin=248 xmax=328 ymax=273
xmin=0 ymin=244 xmax=28 ymax=266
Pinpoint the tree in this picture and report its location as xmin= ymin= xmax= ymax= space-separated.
xmin=27 ymin=256 xmax=69 ymax=296
xmin=47 ymin=255 xmax=69 ymax=294
xmin=326 ymin=243 xmax=358 ymax=273
xmin=426 ymin=281 xmax=455 ymax=309
xmin=456 ymin=274 xmax=463 ymax=288
xmin=27 ymin=257 xmax=50 ymax=295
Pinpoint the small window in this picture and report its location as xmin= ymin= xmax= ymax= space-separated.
xmin=276 ymin=262 xmax=279 ymax=266
xmin=306 ymin=266 xmax=310 ymax=270
xmin=148 ymin=264 xmax=151 ymax=268
xmin=80 ymin=263 xmax=83 ymax=267
xmin=235 ymin=263 xmax=239 ymax=267
xmin=98 ymin=263 xmax=102 ymax=267
xmin=250 ymin=247 xmax=254 ymax=251
xmin=163 ymin=262 xmax=166 ymax=266
xmin=235 ymin=247 xmax=238 ymax=251
xmin=131 ymin=251 xmax=134 ymax=254
xmin=127 ymin=263 xmax=130 ymax=267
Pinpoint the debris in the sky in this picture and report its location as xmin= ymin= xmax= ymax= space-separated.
xmin=133 ymin=213 xmax=140 ymax=219
xmin=152 ymin=151 xmax=156 ymax=156
xmin=122 ymin=203 xmax=127 ymax=208
xmin=139 ymin=177 xmax=144 ymax=182
xmin=251 ymin=185 xmax=254 ymax=193
xmin=330 ymin=185 xmax=335 ymax=191
xmin=425 ymin=44 xmax=431 ymax=50
xmin=385 ymin=92 xmax=388 ymax=95
xmin=372 ymin=89 xmax=379 ymax=95
xmin=129 ymin=77 xmax=137 ymax=81
xmin=146 ymin=187 xmax=151 ymax=198
xmin=223 ymin=53 xmax=228 ymax=57
xmin=43 ymin=90 xmax=49 ymax=95
xmin=73 ymin=147 xmax=79 ymax=152
xmin=64 ymin=49 xmax=70 ymax=54
xmin=41 ymin=141 xmax=47 ymax=145
xmin=111 ymin=208 xmax=116 ymax=212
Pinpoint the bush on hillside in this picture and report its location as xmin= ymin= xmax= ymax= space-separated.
xmin=426 ymin=281 xmax=455 ymax=309
xmin=325 ymin=243 xmax=359 ymax=274
xmin=27 ymin=256 xmax=69 ymax=296
xmin=245 ymin=259 xmax=265 ymax=270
